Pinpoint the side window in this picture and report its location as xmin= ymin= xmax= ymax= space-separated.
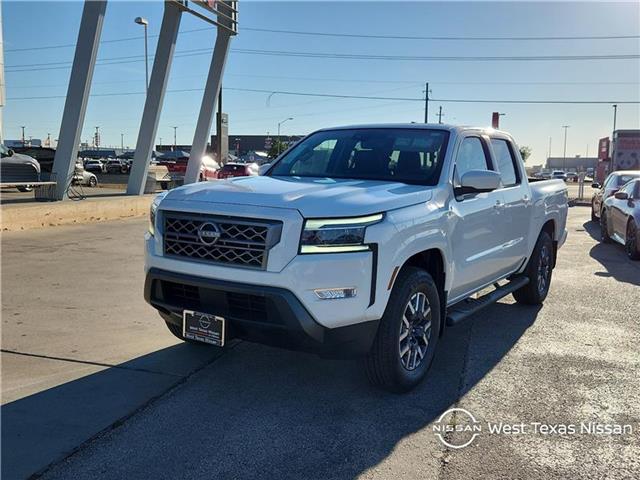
xmin=455 ymin=137 xmax=490 ymax=186
xmin=490 ymin=139 xmax=519 ymax=187
xmin=603 ymin=175 xmax=615 ymax=189
xmin=289 ymin=139 xmax=336 ymax=176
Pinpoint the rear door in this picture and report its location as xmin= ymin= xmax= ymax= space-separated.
xmin=448 ymin=135 xmax=508 ymax=302
xmin=489 ymin=136 xmax=529 ymax=270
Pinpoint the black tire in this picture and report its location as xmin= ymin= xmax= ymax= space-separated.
xmin=89 ymin=176 xmax=97 ymax=187
xmin=591 ymin=201 xmax=598 ymax=222
xmin=626 ymin=219 xmax=640 ymax=261
xmin=17 ymin=185 xmax=33 ymax=192
xmin=600 ymin=209 xmax=612 ymax=243
xmin=365 ymin=267 xmax=440 ymax=393
xmin=513 ymin=230 xmax=554 ymax=305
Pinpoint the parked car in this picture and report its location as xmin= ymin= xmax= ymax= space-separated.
xmin=566 ymin=172 xmax=578 ymax=183
xmin=552 ymin=170 xmax=567 ymax=181
xmin=600 ymin=179 xmax=640 ymax=260
xmin=84 ymin=159 xmax=106 ymax=174
xmin=144 ymin=124 xmax=568 ymax=392
xmin=157 ymin=154 xmax=220 ymax=181
xmin=216 ymin=162 xmax=259 ymax=179
xmin=105 ymin=159 xmax=130 ymax=174
xmin=12 ymin=146 xmax=56 ymax=173
xmin=73 ymin=162 xmax=98 ymax=187
xmin=591 ymin=170 xmax=640 ymax=221
xmin=0 ymin=145 xmax=41 ymax=192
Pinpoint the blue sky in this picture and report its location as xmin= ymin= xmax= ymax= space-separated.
xmin=4 ymin=0 xmax=640 ymax=165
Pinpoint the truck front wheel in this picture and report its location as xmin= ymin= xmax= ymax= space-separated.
xmin=365 ymin=267 xmax=440 ymax=393
xmin=513 ymin=230 xmax=553 ymax=305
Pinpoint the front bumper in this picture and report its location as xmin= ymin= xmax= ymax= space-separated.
xmin=145 ymin=268 xmax=379 ymax=357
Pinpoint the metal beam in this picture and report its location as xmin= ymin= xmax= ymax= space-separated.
xmin=184 ymin=28 xmax=232 ymax=184
xmin=127 ymin=2 xmax=182 ymax=195
xmin=51 ymin=0 xmax=107 ymax=200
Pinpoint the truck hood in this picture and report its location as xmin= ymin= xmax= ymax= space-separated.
xmin=164 ymin=176 xmax=432 ymax=217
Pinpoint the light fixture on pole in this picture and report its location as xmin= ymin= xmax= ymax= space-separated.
xmin=277 ymin=117 xmax=293 ymax=155
xmin=134 ymin=17 xmax=149 ymax=93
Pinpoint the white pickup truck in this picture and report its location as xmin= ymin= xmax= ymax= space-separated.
xmin=144 ymin=124 xmax=568 ymax=392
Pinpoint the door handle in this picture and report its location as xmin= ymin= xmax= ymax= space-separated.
xmin=493 ymin=200 xmax=503 ymax=212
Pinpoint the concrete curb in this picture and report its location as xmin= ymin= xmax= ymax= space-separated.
xmin=1 ymin=195 xmax=154 ymax=231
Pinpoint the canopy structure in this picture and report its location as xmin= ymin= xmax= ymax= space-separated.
xmin=49 ymin=0 xmax=237 ymax=200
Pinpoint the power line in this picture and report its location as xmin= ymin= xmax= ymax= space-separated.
xmin=8 ymin=87 xmax=640 ymax=104
xmin=6 ymin=25 xmax=639 ymax=53
xmin=6 ymin=47 xmax=639 ymax=73
xmin=241 ymin=27 xmax=640 ymax=42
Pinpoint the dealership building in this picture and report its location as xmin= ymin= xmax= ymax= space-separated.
xmin=545 ymin=156 xmax=598 ymax=172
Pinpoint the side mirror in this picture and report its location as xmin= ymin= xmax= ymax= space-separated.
xmin=591 ymin=182 xmax=600 ymax=189
xmin=258 ymin=163 xmax=271 ymax=175
xmin=457 ymin=170 xmax=502 ymax=195
xmin=614 ymin=191 xmax=629 ymax=200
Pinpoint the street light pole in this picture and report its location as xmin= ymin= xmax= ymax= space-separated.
xmin=612 ymin=104 xmax=617 ymax=137
xmin=562 ymin=125 xmax=570 ymax=171
xmin=121 ymin=133 xmax=124 ymax=150
xmin=134 ymin=17 xmax=149 ymax=93
xmin=172 ymin=126 xmax=177 ymax=152
xmin=277 ymin=117 xmax=293 ymax=155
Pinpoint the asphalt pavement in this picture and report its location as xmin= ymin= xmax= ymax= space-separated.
xmin=2 ymin=207 xmax=638 ymax=479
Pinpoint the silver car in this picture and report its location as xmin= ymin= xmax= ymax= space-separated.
xmin=600 ymin=178 xmax=640 ymax=260
xmin=73 ymin=162 xmax=98 ymax=187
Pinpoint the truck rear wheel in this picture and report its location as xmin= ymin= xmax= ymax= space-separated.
xmin=365 ymin=267 xmax=440 ymax=393
xmin=513 ymin=230 xmax=553 ymax=305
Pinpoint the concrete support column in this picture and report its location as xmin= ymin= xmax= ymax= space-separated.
xmin=184 ymin=29 xmax=232 ymax=184
xmin=127 ymin=1 xmax=182 ymax=195
xmin=51 ymin=0 xmax=107 ymax=200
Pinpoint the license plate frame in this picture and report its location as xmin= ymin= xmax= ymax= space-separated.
xmin=182 ymin=310 xmax=225 ymax=346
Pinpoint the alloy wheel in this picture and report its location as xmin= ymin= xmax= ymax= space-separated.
xmin=627 ymin=222 xmax=638 ymax=258
xmin=399 ymin=291 xmax=432 ymax=371
xmin=537 ymin=245 xmax=551 ymax=295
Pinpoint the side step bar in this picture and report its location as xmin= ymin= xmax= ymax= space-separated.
xmin=445 ymin=276 xmax=529 ymax=326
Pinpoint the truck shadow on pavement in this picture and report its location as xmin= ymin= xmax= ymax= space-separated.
xmin=582 ymin=220 xmax=640 ymax=287
xmin=3 ymin=302 xmax=542 ymax=480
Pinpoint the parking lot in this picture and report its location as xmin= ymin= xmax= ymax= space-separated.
xmin=1 ymin=205 xmax=638 ymax=479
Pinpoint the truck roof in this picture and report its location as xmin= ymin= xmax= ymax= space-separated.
xmin=314 ymin=123 xmax=511 ymax=137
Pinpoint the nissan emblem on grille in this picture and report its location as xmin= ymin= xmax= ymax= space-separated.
xmin=197 ymin=222 xmax=221 ymax=246
xmin=163 ymin=212 xmax=282 ymax=270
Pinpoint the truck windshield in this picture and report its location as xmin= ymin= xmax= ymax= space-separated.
xmin=269 ymin=128 xmax=450 ymax=186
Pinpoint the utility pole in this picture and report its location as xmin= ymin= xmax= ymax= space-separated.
xmin=47 ymin=132 xmax=51 ymax=147
xmin=437 ymin=106 xmax=443 ymax=124
xmin=121 ymin=133 xmax=124 ymax=150
xmin=612 ymin=104 xmax=617 ymax=137
xmin=548 ymin=137 xmax=552 ymax=159
xmin=20 ymin=125 xmax=25 ymax=146
xmin=172 ymin=126 xmax=177 ymax=152
xmin=562 ymin=125 xmax=570 ymax=171
xmin=424 ymin=82 xmax=430 ymax=123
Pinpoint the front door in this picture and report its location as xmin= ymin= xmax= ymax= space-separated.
xmin=448 ymin=136 xmax=508 ymax=302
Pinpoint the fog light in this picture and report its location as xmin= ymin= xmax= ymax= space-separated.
xmin=314 ymin=287 xmax=357 ymax=300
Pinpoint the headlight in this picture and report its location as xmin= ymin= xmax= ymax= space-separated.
xmin=149 ymin=191 xmax=168 ymax=236
xmin=300 ymin=213 xmax=383 ymax=254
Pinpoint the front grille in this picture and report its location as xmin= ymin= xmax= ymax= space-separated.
xmin=227 ymin=291 xmax=267 ymax=319
xmin=163 ymin=281 xmax=201 ymax=309
xmin=156 ymin=279 xmax=272 ymax=323
xmin=163 ymin=212 xmax=282 ymax=269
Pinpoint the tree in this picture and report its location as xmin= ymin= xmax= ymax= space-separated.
xmin=268 ymin=140 xmax=288 ymax=159
xmin=519 ymin=146 xmax=532 ymax=162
